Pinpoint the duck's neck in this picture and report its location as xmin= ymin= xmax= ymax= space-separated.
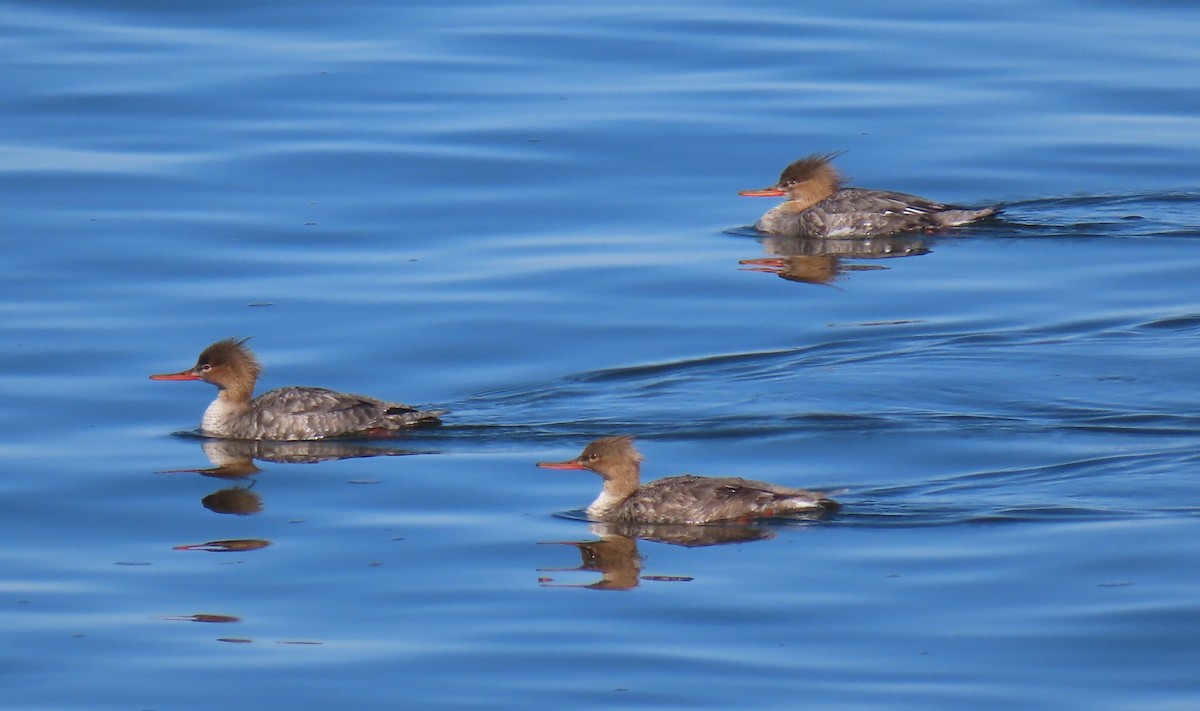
xmin=200 ymin=380 xmax=255 ymax=436
xmin=217 ymin=376 xmax=256 ymax=406
xmin=587 ymin=462 xmax=641 ymax=520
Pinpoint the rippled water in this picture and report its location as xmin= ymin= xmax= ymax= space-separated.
xmin=3 ymin=0 xmax=1200 ymax=708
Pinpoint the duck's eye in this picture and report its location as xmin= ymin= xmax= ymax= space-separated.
xmin=199 ymin=364 xmax=212 ymax=372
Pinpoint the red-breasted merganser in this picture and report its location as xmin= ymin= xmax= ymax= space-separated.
xmin=537 ymin=436 xmax=838 ymax=524
xmin=149 ymin=338 xmax=445 ymax=441
xmin=739 ymin=153 xmax=1000 ymax=238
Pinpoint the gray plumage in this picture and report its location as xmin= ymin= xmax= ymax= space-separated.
xmin=538 ymin=435 xmax=838 ymax=525
xmin=743 ymin=154 xmax=1000 ymax=238
xmin=151 ymin=338 xmax=445 ymax=441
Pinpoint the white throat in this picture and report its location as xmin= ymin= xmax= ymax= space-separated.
xmin=586 ymin=487 xmax=626 ymax=520
xmin=201 ymin=396 xmax=244 ymax=437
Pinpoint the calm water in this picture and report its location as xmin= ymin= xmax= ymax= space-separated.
xmin=3 ymin=0 xmax=1200 ymax=708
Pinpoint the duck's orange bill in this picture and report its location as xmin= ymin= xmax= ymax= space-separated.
xmin=737 ymin=187 xmax=785 ymax=197
xmin=536 ymin=460 xmax=587 ymax=470
xmin=150 ymin=370 xmax=200 ymax=381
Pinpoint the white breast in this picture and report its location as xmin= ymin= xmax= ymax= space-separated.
xmin=201 ymin=397 xmax=245 ymax=438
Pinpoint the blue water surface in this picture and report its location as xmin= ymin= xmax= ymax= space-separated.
xmin=2 ymin=0 xmax=1199 ymax=708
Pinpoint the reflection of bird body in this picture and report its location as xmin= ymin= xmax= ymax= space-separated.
xmin=761 ymin=234 xmax=931 ymax=259
xmin=160 ymin=438 xmax=423 ymax=479
xmin=740 ymin=153 xmax=999 ymax=238
xmin=540 ymin=532 xmax=643 ymax=590
xmin=538 ymin=436 xmax=838 ymax=524
xmin=539 ymin=522 xmax=775 ymax=590
xmin=601 ymin=521 xmax=775 ymax=547
xmin=151 ymin=338 xmax=445 ymax=441
xmin=741 ymin=233 xmax=931 ymax=285
xmin=199 ymin=438 xmax=423 ymax=466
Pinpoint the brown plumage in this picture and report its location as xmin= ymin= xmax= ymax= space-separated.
xmin=150 ymin=338 xmax=445 ymax=440
xmin=537 ymin=436 xmax=838 ymax=524
xmin=739 ymin=153 xmax=1000 ymax=238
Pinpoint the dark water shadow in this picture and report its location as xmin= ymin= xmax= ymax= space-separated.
xmin=441 ymin=310 xmax=1200 ymax=441
xmin=147 ymin=285 xmax=1200 ymax=450
xmin=836 ymin=446 xmax=1200 ymax=528
xmin=973 ymin=190 xmax=1200 ymax=238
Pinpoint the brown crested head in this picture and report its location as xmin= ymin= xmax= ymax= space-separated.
xmin=577 ymin=435 xmax=642 ymax=475
xmin=193 ymin=338 xmax=260 ymax=386
xmin=738 ymin=152 xmax=844 ymax=205
xmin=776 ymin=152 xmax=844 ymax=194
xmin=150 ymin=337 xmax=261 ymax=397
xmin=537 ymin=435 xmax=643 ymax=480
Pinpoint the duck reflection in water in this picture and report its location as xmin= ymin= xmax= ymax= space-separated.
xmin=160 ymin=438 xmax=427 ymax=515
xmin=162 ymin=437 xmax=429 ymax=478
xmin=174 ymin=538 xmax=271 ymax=552
xmin=740 ymin=233 xmax=930 ymax=286
xmin=539 ymin=520 xmax=814 ymax=590
xmin=535 ymin=436 xmax=837 ymax=589
xmin=202 ymin=485 xmax=262 ymax=515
